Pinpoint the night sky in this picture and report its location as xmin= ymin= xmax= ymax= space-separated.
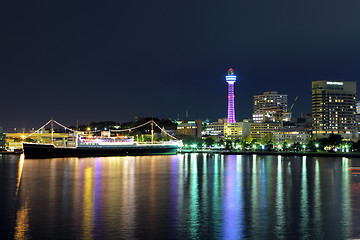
xmin=2 ymin=0 xmax=360 ymax=131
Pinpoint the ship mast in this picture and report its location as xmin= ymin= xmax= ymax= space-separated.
xmin=51 ymin=118 xmax=54 ymax=144
xmin=151 ymin=119 xmax=154 ymax=144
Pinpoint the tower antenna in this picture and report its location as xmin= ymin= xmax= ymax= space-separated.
xmin=226 ymin=68 xmax=237 ymax=123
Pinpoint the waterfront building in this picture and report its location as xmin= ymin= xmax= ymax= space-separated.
xmin=273 ymin=127 xmax=311 ymax=144
xmin=204 ymin=118 xmax=227 ymax=137
xmin=176 ymin=120 xmax=202 ymax=138
xmin=5 ymin=131 xmax=73 ymax=149
xmin=0 ymin=126 xmax=5 ymax=150
xmin=253 ymin=91 xmax=289 ymax=123
xmin=224 ymin=120 xmax=251 ymax=139
xmin=226 ymin=68 xmax=237 ymax=123
xmin=250 ymin=122 xmax=282 ymax=140
xmin=312 ymin=80 xmax=357 ymax=140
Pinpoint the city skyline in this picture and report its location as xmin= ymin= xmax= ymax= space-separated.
xmin=1 ymin=72 xmax=358 ymax=132
xmin=2 ymin=1 xmax=360 ymax=130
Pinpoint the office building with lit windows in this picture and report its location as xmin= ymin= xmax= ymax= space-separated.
xmin=273 ymin=128 xmax=311 ymax=144
xmin=312 ymin=80 xmax=357 ymax=140
xmin=253 ymin=91 xmax=289 ymax=123
xmin=250 ymin=122 xmax=282 ymax=140
xmin=224 ymin=120 xmax=251 ymax=139
xmin=254 ymin=91 xmax=287 ymax=113
xmin=176 ymin=120 xmax=202 ymax=138
xmin=204 ymin=118 xmax=227 ymax=137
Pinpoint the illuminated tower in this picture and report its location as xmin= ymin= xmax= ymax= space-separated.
xmin=226 ymin=68 xmax=237 ymax=123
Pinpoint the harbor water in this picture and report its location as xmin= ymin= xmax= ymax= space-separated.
xmin=1 ymin=153 xmax=360 ymax=239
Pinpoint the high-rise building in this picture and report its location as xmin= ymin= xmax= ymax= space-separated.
xmin=226 ymin=68 xmax=237 ymax=123
xmin=312 ymin=80 xmax=357 ymax=140
xmin=253 ymin=91 xmax=288 ymax=123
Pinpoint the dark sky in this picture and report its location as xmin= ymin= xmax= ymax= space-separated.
xmin=1 ymin=0 xmax=360 ymax=131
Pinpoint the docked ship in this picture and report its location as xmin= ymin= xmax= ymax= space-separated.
xmin=22 ymin=119 xmax=183 ymax=159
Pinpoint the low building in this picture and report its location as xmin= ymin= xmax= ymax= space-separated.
xmin=273 ymin=128 xmax=311 ymax=144
xmin=252 ymin=107 xmax=290 ymax=123
xmin=0 ymin=126 xmax=5 ymax=150
xmin=204 ymin=118 xmax=227 ymax=137
xmin=5 ymin=131 xmax=72 ymax=149
xmin=177 ymin=120 xmax=202 ymax=138
xmin=224 ymin=120 xmax=251 ymax=139
xmin=250 ymin=122 xmax=282 ymax=140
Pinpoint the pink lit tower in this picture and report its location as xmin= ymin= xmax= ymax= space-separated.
xmin=226 ymin=68 xmax=237 ymax=123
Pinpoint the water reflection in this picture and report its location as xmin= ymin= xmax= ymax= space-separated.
xmin=1 ymin=154 xmax=359 ymax=239
xmin=222 ymin=155 xmax=243 ymax=239
xmin=300 ymin=156 xmax=309 ymax=238
xmin=275 ymin=155 xmax=284 ymax=238
xmin=16 ymin=154 xmax=24 ymax=197
xmin=341 ymin=158 xmax=350 ymax=239
xmin=14 ymin=198 xmax=30 ymax=240
xmin=313 ymin=159 xmax=322 ymax=238
xmin=82 ymin=164 xmax=93 ymax=239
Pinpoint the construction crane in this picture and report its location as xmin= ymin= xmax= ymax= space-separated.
xmin=289 ymin=96 xmax=298 ymax=121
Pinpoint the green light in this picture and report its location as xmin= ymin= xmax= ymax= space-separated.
xmin=315 ymin=143 xmax=319 ymax=148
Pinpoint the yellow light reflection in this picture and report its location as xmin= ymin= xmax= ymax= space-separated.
xmin=14 ymin=199 xmax=30 ymax=240
xmin=14 ymin=154 xmax=29 ymax=240
xmin=16 ymin=154 xmax=25 ymax=197
xmin=82 ymin=165 xmax=93 ymax=239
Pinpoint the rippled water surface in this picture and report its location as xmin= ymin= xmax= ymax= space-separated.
xmin=1 ymin=154 xmax=360 ymax=239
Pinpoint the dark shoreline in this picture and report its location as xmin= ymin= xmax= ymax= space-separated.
xmin=2 ymin=149 xmax=360 ymax=158
xmin=179 ymin=149 xmax=360 ymax=158
xmin=0 ymin=151 xmax=23 ymax=155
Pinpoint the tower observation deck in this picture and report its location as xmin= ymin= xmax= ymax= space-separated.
xmin=226 ymin=68 xmax=237 ymax=123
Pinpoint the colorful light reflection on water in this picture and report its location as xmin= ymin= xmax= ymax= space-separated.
xmin=1 ymin=154 xmax=360 ymax=239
